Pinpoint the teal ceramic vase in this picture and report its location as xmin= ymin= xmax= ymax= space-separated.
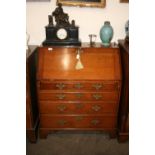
xmin=100 ymin=21 xmax=113 ymax=47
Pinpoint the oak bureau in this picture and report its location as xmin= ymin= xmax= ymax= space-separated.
xmin=37 ymin=43 xmax=122 ymax=139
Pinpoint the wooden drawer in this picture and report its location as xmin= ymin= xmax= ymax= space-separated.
xmin=40 ymin=115 xmax=116 ymax=129
xmin=39 ymin=101 xmax=118 ymax=114
xmin=39 ymin=81 xmax=119 ymax=92
xmin=39 ymin=92 xmax=118 ymax=101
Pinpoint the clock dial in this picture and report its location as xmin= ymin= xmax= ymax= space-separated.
xmin=56 ymin=28 xmax=67 ymax=40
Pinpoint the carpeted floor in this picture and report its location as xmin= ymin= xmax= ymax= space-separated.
xmin=27 ymin=131 xmax=129 ymax=155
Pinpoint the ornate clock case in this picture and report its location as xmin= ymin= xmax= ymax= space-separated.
xmin=42 ymin=3 xmax=81 ymax=46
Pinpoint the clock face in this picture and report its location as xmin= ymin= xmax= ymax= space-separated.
xmin=56 ymin=28 xmax=67 ymax=40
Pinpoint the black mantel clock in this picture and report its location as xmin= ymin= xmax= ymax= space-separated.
xmin=42 ymin=3 xmax=81 ymax=46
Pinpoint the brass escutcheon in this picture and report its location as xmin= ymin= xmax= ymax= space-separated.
xmin=57 ymin=105 xmax=67 ymax=112
xmin=91 ymin=119 xmax=100 ymax=125
xmin=58 ymin=120 xmax=67 ymax=126
xmin=76 ymin=103 xmax=83 ymax=109
xmin=56 ymin=83 xmax=66 ymax=89
xmin=92 ymin=105 xmax=101 ymax=112
xmin=92 ymin=83 xmax=103 ymax=90
xmin=75 ymin=93 xmax=83 ymax=99
xmin=92 ymin=94 xmax=102 ymax=100
xmin=75 ymin=83 xmax=83 ymax=89
xmin=56 ymin=94 xmax=66 ymax=100
xmin=75 ymin=116 xmax=84 ymax=121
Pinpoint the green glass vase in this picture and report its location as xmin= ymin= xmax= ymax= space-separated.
xmin=100 ymin=21 xmax=113 ymax=47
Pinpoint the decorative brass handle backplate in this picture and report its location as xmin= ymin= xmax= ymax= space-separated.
xmin=92 ymin=83 xmax=103 ymax=90
xmin=57 ymin=105 xmax=67 ymax=112
xmin=92 ymin=105 xmax=101 ymax=112
xmin=92 ymin=94 xmax=102 ymax=100
xmin=76 ymin=103 xmax=83 ymax=109
xmin=56 ymin=94 xmax=66 ymax=100
xmin=75 ymin=83 xmax=83 ymax=89
xmin=91 ymin=119 xmax=100 ymax=125
xmin=58 ymin=120 xmax=67 ymax=126
xmin=75 ymin=116 xmax=84 ymax=121
xmin=75 ymin=93 xmax=83 ymax=99
xmin=56 ymin=83 xmax=66 ymax=89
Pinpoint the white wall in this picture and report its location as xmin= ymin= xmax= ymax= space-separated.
xmin=26 ymin=0 xmax=128 ymax=45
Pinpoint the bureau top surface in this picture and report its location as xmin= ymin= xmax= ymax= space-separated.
xmin=37 ymin=47 xmax=122 ymax=81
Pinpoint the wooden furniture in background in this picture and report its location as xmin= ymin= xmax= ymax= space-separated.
xmin=26 ymin=46 xmax=39 ymax=143
xmin=37 ymin=43 xmax=122 ymax=139
xmin=117 ymin=40 xmax=129 ymax=142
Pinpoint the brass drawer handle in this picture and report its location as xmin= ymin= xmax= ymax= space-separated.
xmin=76 ymin=103 xmax=83 ymax=109
xmin=56 ymin=94 xmax=66 ymax=100
xmin=56 ymin=83 xmax=66 ymax=89
xmin=57 ymin=105 xmax=67 ymax=112
xmin=75 ymin=83 xmax=83 ymax=89
xmin=92 ymin=94 xmax=102 ymax=100
xmin=92 ymin=105 xmax=101 ymax=112
xmin=58 ymin=120 xmax=67 ymax=126
xmin=91 ymin=119 xmax=100 ymax=125
xmin=75 ymin=93 xmax=83 ymax=99
xmin=92 ymin=83 xmax=103 ymax=90
xmin=75 ymin=116 xmax=84 ymax=121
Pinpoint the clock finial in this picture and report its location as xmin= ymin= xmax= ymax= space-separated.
xmin=52 ymin=3 xmax=70 ymax=26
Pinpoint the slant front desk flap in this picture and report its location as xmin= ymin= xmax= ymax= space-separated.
xmin=37 ymin=46 xmax=121 ymax=81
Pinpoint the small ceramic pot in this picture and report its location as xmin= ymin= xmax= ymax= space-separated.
xmin=100 ymin=21 xmax=113 ymax=47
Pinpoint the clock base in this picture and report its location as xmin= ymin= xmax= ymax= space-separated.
xmin=42 ymin=26 xmax=81 ymax=46
xmin=42 ymin=40 xmax=81 ymax=46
